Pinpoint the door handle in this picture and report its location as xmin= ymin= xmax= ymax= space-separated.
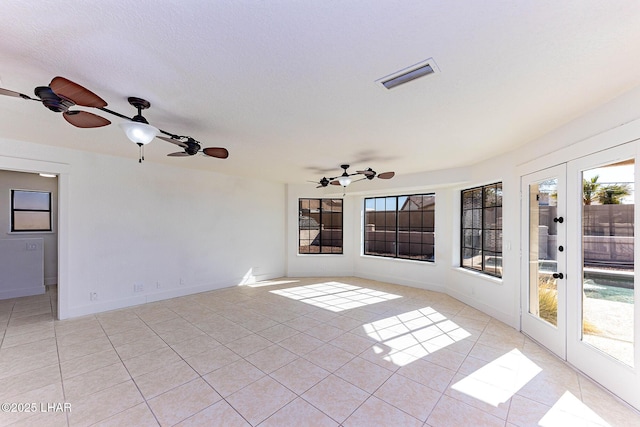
xmin=553 ymin=217 xmax=564 ymax=223
xmin=552 ymin=272 xmax=564 ymax=279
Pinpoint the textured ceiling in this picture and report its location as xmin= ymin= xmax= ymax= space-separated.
xmin=1 ymin=1 xmax=640 ymax=183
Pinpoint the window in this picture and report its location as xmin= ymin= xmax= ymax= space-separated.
xmin=461 ymin=182 xmax=502 ymax=277
xmin=364 ymin=194 xmax=435 ymax=261
xmin=11 ymin=190 xmax=52 ymax=232
xmin=299 ymin=198 xmax=343 ymax=254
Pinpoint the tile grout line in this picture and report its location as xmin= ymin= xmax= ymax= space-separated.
xmin=93 ymin=310 xmax=162 ymax=427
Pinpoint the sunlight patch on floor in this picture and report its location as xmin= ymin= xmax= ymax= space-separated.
xmin=452 ymin=349 xmax=541 ymax=406
xmin=539 ymin=391 xmax=611 ymax=427
xmin=269 ymin=281 xmax=402 ymax=311
xmin=363 ymin=306 xmax=471 ymax=366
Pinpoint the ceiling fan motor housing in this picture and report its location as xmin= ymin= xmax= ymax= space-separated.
xmin=186 ymin=140 xmax=201 ymax=155
xmin=35 ymin=86 xmax=74 ymax=112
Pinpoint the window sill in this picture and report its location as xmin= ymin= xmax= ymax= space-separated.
xmin=7 ymin=231 xmax=55 ymax=235
xmin=360 ymin=254 xmax=436 ymax=265
xmin=297 ymin=253 xmax=344 ymax=257
xmin=452 ymin=267 xmax=503 ymax=284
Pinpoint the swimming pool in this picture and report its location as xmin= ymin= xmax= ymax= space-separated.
xmin=584 ymin=279 xmax=634 ymax=303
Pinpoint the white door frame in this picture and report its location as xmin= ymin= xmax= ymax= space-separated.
xmin=0 ymin=155 xmax=70 ymax=320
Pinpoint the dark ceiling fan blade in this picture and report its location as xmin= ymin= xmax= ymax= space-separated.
xmin=49 ymin=77 xmax=107 ymax=108
xmin=167 ymin=152 xmax=191 ymax=157
xmin=0 ymin=87 xmax=36 ymax=100
xmin=202 ymin=147 xmax=229 ymax=159
xmin=157 ymin=135 xmax=188 ymax=148
xmin=63 ymin=111 xmax=111 ymax=128
xmin=377 ymin=171 xmax=395 ymax=179
xmin=330 ymin=180 xmax=341 ymax=186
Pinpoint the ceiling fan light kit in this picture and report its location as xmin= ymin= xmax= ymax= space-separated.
xmin=0 ymin=77 xmax=229 ymax=163
xmin=119 ymin=121 xmax=159 ymax=145
xmin=118 ymin=97 xmax=159 ymax=146
xmin=337 ymin=175 xmax=352 ymax=187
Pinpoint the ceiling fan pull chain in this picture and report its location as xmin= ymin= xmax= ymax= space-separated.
xmin=137 ymin=142 xmax=143 ymax=163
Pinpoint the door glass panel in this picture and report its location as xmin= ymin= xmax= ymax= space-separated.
xmin=529 ymin=179 xmax=559 ymax=326
xmin=582 ymin=159 xmax=635 ymax=366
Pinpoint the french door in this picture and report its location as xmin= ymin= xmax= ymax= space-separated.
xmin=521 ymin=164 xmax=567 ymax=358
xmin=522 ymin=143 xmax=639 ymax=410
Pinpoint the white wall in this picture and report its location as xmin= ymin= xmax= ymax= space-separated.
xmin=0 ymin=170 xmax=58 ymax=285
xmin=0 ymin=137 xmax=286 ymax=319
xmin=286 ymin=167 xmax=472 ymax=297
xmin=4 ymin=83 xmax=640 ymax=322
xmin=286 ymin=84 xmax=640 ymax=330
xmin=444 ymin=84 xmax=640 ymax=327
xmin=286 ymin=184 xmax=356 ymax=277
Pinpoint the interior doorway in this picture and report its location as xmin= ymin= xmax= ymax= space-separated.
xmin=0 ymin=169 xmax=58 ymax=295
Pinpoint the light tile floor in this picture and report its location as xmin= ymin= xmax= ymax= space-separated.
xmin=0 ymin=277 xmax=639 ymax=426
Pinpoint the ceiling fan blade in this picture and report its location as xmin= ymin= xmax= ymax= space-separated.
xmin=167 ymin=152 xmax=191 ymax=157
xmin=0 ymin=88 xmax=35 ymax=100
xmin=157 ymin=135 xmax=188 ymax=148
xmin=203 ymin=147 xmax=229 ymax=159
xmin=356 ymin=169 xmax=375 ymax=176
xmin=50 ymin=77 xmax=107 ymax=108
xmin=377 ymin=171 xmax=395 ymax=179
xmin=63 ymin=111 xmax=111 ymax=128
xmin=330 ymin=180 xmax=341 ymax=186
xmin=316 ymin=184 xmax=325 ymax=188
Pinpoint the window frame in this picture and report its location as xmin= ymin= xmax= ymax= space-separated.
xmin=460 ymin=182 xmax=503 ymax=278
xmin=363 ymin=193 xmax=435 ymax=262
xmin=11 ymin=189 xmax=53 ymax=232
xmin=298 ymin=198 xmax=343 ymax=255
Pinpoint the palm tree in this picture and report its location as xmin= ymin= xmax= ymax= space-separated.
xmin=596 ymin=184 xmax=631 ymax=204
xmin=583 ymin=175 xmax=600 ymax=205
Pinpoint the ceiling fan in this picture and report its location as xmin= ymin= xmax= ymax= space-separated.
xmin=159 ymin=136 xmax=229 ymax=159
xmin=310 ymin=164 xmax=395 ymax=188
xmin=0 ymin=76 xmax=229 ymax=162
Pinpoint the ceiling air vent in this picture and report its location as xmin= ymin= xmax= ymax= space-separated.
xmin=376 ymin=58 xmax=439 ymax=90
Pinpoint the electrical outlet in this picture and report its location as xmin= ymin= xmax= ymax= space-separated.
xmin=156 ymin=281 xmax=161 ymax=289
xmin=26 ymin=242 xmax=38 ymax=251
xmin=134 ymin=283 xmax=144 ymax=293
xmin=90 ymin=292 xmax=97 ymax=301
xmin=179 ymin=278 xmax=185 ymax=286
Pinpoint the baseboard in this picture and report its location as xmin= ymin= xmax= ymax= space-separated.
xmin=63 ymin=273 xmax=283 ymax=319
xmin=0 ymin=286 xmax=45 ymax=300
xmin=354 ymin=271 xmax=447 ymax=293
xmin=447 ymin=287 xmax=516 ymax=328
